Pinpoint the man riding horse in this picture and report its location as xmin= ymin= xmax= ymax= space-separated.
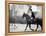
xmin=22 ymin=6 xmax=36 ymax=31
xmin=22 ymin=6 xmax=42 ymax=31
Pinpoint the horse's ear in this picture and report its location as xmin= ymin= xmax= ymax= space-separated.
xmin=22 ymin=12 xmax=25 ymax=18
xmin=22 ymin=14 xmax=24 ymax=18
xmin=24 ymin=12 xmax=25 ymax=14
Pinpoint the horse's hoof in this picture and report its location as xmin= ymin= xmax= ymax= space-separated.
xmin=32 ymin=29 xmax=34 ymax=31
xmin=34 ymin=29 xmax=37 ymax=31
xmin=31 ymin=29 xmax=34 ymax=31
xmin=24 ymin=30 xmax=26 ymax=31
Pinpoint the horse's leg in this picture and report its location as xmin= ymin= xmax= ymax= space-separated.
xmin=29 ymin=24 xmax=34 ymax=31
xmin=35 ymin=24 xmax=38 ymax=31
xmin=40 ymin=24 xmax=42 ymax=31
xmin=34 ymin=19 xmax=38 ymax=31
xmin=24 ymin=24 xmax=28 ymax=31
xmin=29 ymin=24 xmax=31 ymax=30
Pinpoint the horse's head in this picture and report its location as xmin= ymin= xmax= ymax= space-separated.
xmin=22 ymin=12 xmax=26 ymax=18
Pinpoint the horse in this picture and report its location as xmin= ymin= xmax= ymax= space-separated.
xmin=22 ymin=12 xmax=42 ymax=31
